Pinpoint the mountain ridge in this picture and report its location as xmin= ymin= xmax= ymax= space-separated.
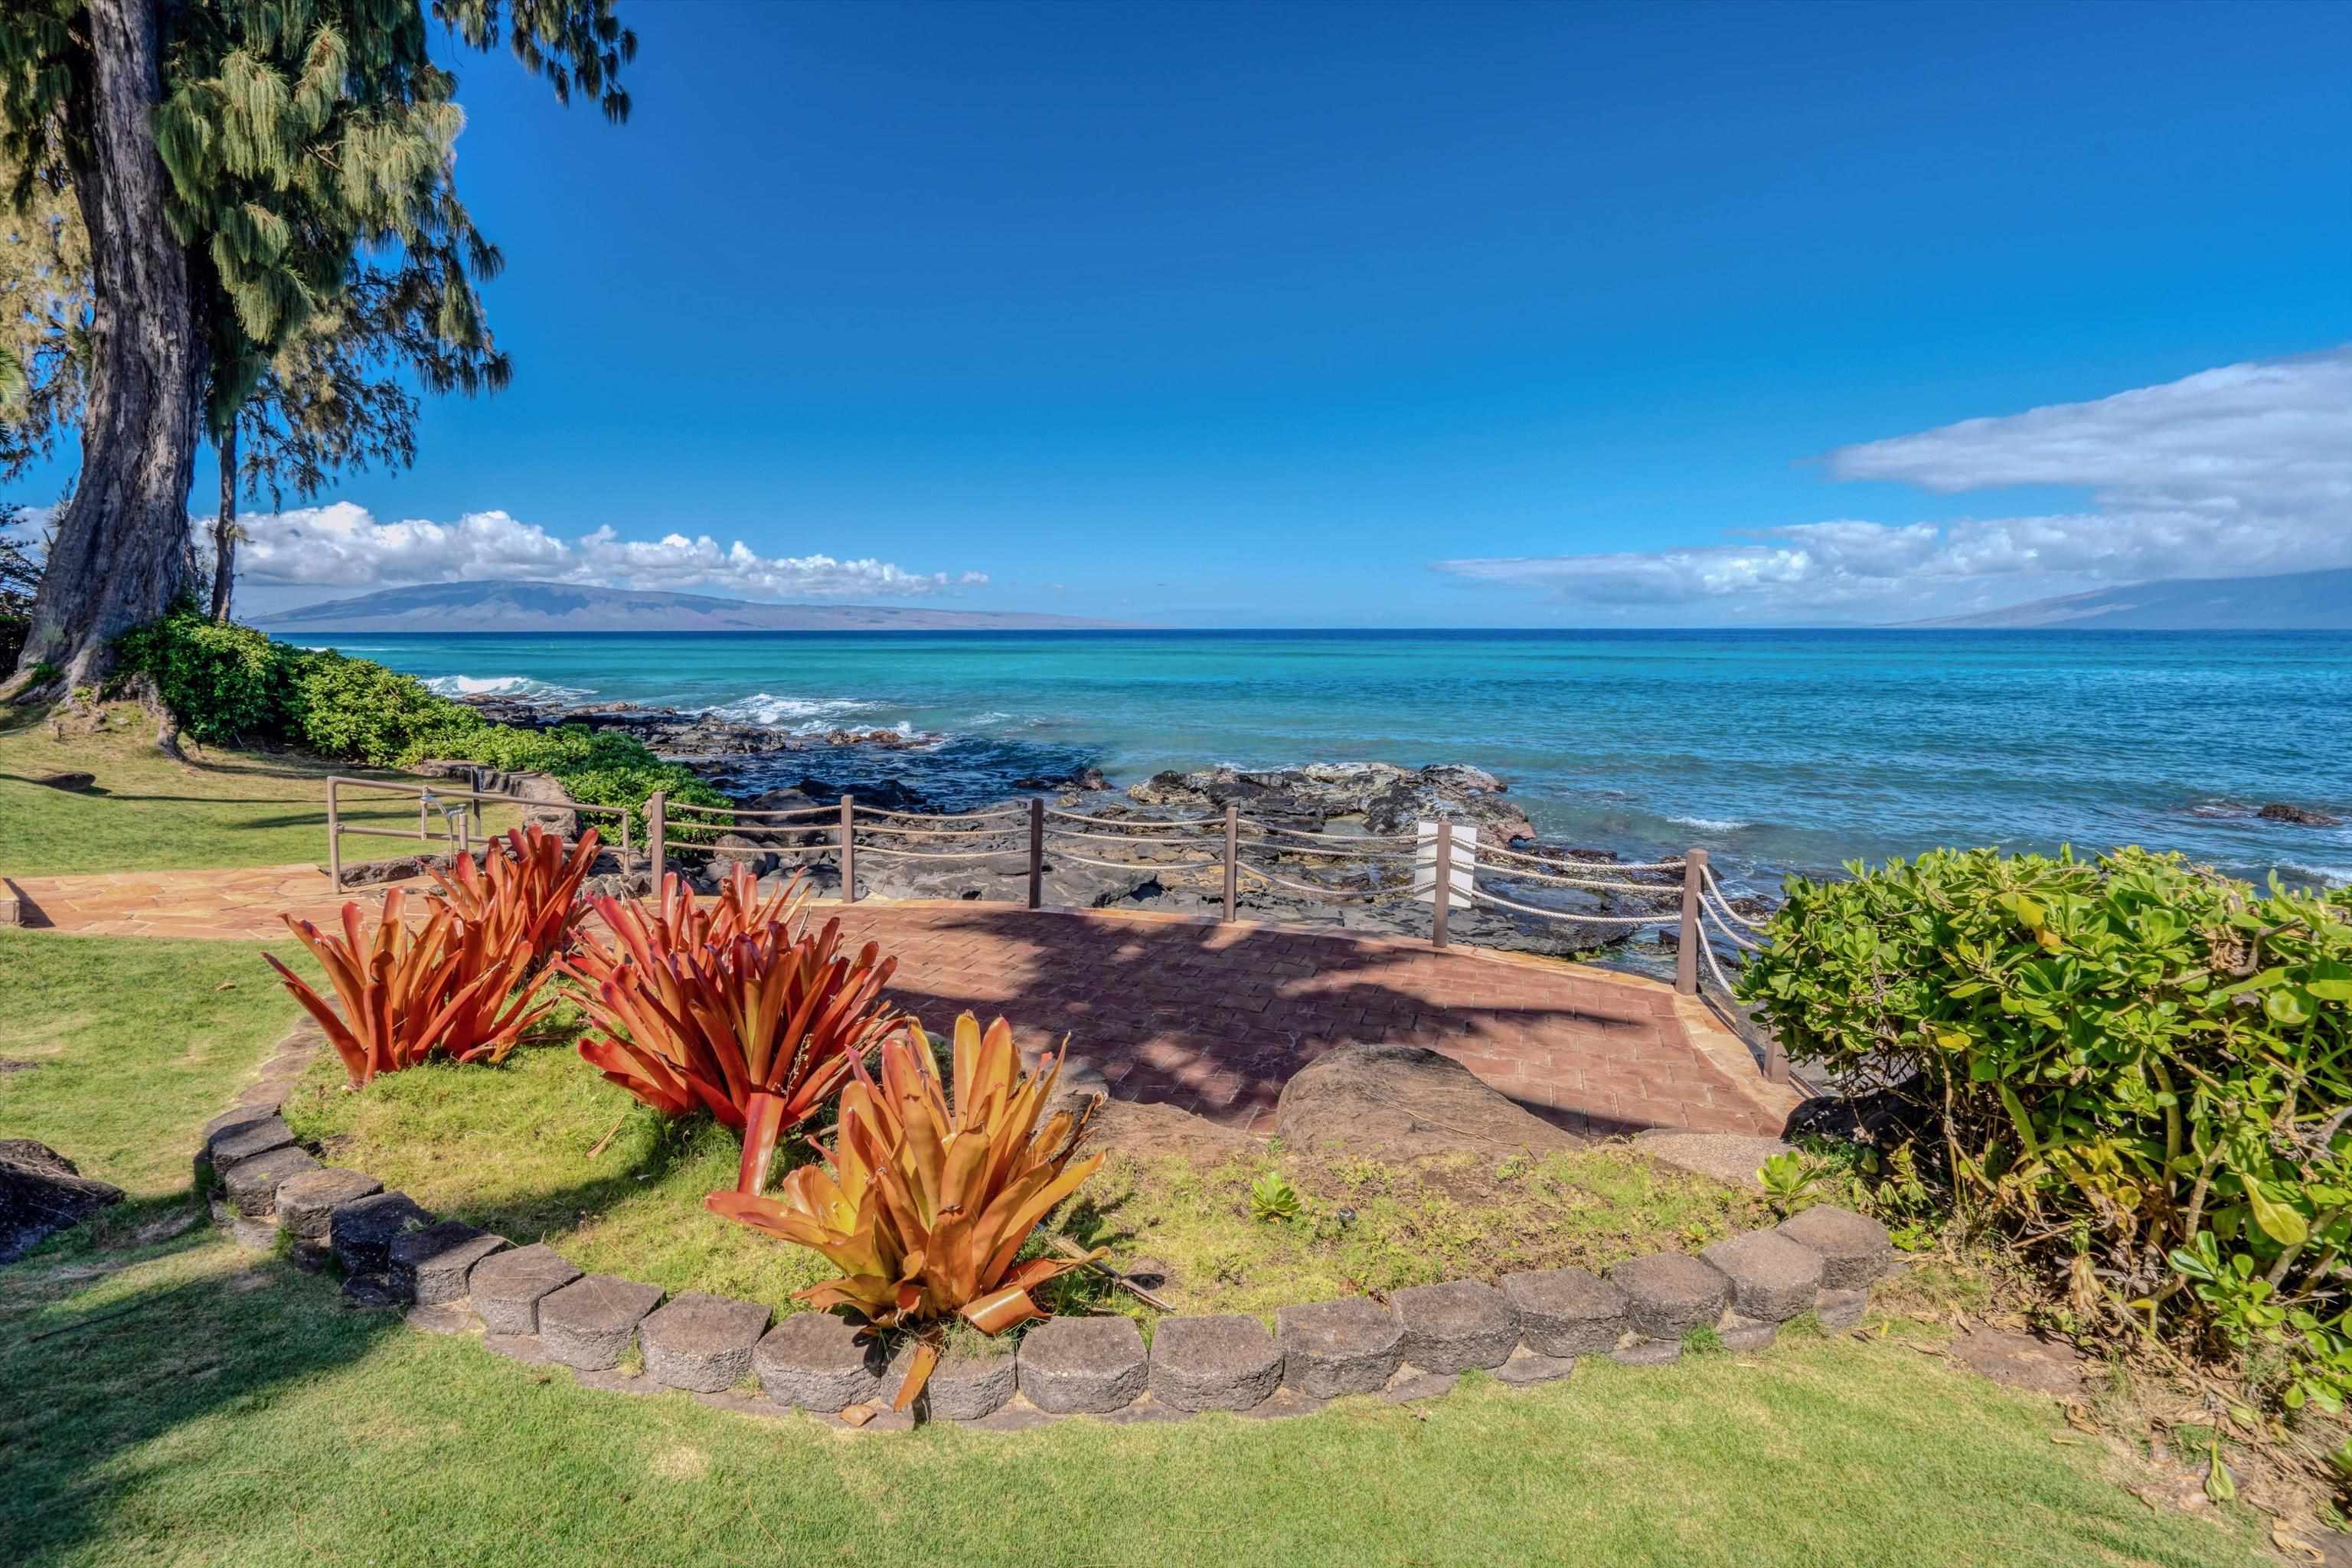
xmin=1902 ymin=567 xmax=2352 ymax=630
xmin=253 ymin=579 xmax=1127 ymax=632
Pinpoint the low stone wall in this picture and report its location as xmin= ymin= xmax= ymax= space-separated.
xmin=198 ymin=1054 xmax=1893 ymax=1432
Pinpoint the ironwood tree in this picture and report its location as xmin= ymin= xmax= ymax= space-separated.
xmin=0 ymin=1 xmax=632 ymax=683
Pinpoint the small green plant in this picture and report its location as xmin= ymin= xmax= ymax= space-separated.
xmin=1681 ymin=1324 xmax=1724 ymax=1356
xmin=1250 ymin=1170 xmax=1302 ymax=1223
xmin=1756 ymin=1151 xmax=1819 ymax=1214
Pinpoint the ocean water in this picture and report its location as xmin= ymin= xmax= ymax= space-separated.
xmin=286 ymin=629 xmax=2352 ymax=896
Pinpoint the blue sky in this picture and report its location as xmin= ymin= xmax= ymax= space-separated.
xmin=18 ymin=0 xmax=2352 ymax=624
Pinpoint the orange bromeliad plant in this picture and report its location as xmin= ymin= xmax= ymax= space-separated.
xmin=266 ymin=887 xmax=560 ymax=1087
xmin=562 ymin=868 xmax=910 ymax=1194
xmin=426 ymin=823 xmax=602 ymax=973
xmin=705 ymin=1014 xmax=1107 ymax=1410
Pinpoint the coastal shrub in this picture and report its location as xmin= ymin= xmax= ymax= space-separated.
xmin=1738 ymin=846 xmax=2352 ymax=1408
xmin=113 ymin=605 xmax=290 ymax=743
xmin=112 ymin=609 xmax=727 ymax=828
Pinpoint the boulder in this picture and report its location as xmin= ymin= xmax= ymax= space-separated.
xmin=1086 ymin=1097 xmax=1265 ymax=1169
xmin=537 ymin=1274 xmax=665 ymax=1371
xmin=1389 ymin=1279 xmax=1519 ymax=1374
xmin=1148 ymin=1315 xmax=1284 ymax=1412
xmin=0 ymin=1140 xmax=125 ymax=1263
xmin=1018 ymin=1316 xmax=1148 ymax=1413
xmin=2259 ymin=802 xmax=2341 ymax=826
xmin=1775 ymin=1205 xmax=1894 ymax=1290
xmin=1276 ymin=1296 xmax=1404 ymax=1398
xmin=1276 ymin=1043 xmax=1583 ymax=1165
xmin=639 ymin=1292 xmax=773 ymax=1393
xmin=1500 ymin=1267 xmax=1627 ymax=1357
xmin=755 ymin=1313 xmax=894 ymax=1410
xmin=29 ymin=771 xmax=95 ymax=792
xmin=469 ymin=1243 xmax=584 ymax=1335
xmin=1609 ymin=1253 xmax=1730 ymax=1339
xmin=1632 ymin=1131 xmax=1795 ymax=1193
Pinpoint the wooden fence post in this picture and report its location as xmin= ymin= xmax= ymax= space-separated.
xmin=1676 ymin=847 xmax=1706 ymax=996
xmin=647 ymin=789 xmax=666 ymax=889
xmin=1430 ymin=823 xmax=1452 ymax=950
xmin=840 ymin=795 xmax=858 ymax=903
xmin=1222 ymin=805 xmax=1239 ymax=923
xmin=327 ymin=777 xmax=342 ymax=890
xmin=1027 ymin=797 xmax=1044 ymax=910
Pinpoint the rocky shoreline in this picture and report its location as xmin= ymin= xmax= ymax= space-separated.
xmin=459 ymin=695 xmax=1771 ymax=960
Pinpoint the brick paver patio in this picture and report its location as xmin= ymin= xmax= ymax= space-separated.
xmin=2 ymin=865 xmax=1796 ymax=1139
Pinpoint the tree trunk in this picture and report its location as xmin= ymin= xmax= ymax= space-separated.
xmin=14 ymin=0 xmax=205 ymax=689
xmin=209 ymin=423 xmax=237 ymax=621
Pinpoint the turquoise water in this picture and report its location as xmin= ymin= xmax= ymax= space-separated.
xmin=283 ymin=629 xmax=2352 ymax=894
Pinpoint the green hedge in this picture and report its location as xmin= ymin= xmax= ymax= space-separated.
xmin=112 ymin=604 xmax=729 ymax=831
xmin=1739 ymin=845 xmax=2352 ymax=1411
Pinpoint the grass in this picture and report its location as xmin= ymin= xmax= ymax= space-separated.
xmin=279 ymin=1031 xmax=1766 ymax=1325
xmin=0 ymin=1230 xmax=2268 ymax=1567
xmin=0 ymin=930 xmax=2275 ymax=1566
xmin=0 ymin=930 xmax=301 ymax=1252
xmin=0 ymin=700 xmax=521 ymax=877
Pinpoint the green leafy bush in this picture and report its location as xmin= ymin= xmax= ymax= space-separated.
xmin=1739 ymin=846 xmax=2352 ymax=1408
xmin=111 ymin=609 xmax=727 ymax=832
xmin=113 ymin=606 xmax=290 ymax=743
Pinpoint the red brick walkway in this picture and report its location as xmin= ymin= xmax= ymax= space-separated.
xmin=2 ymin=867 xmax=1795 ymax=1139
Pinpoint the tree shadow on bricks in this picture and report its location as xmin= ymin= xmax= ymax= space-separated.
xmin=831 ymin=905 xmax=1764 ymax=1142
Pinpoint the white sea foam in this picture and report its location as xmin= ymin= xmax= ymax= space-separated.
xmin=1670 ymin=815 xmax=1752 ymax=832
xmin=423 ymin=674 xmax=594 ymax=701
xmin=704 ymin=692 xmax=878 ymax=728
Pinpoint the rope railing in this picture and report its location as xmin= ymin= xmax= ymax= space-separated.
xmin=1482 ymin=861 xmax=1684 ymax=896
xmin=1044 ymin=807 xmax=1220 ymax=827
xmin=1700 ymin=862 xmax=1772 ymax=931
xmin=323 ymin=775 xmax=632 ymax=891
xmin=1481 ymin=841 xmax=1686 ymax=875
xmin=1466 ymin=887 xmax=1679 ymax=924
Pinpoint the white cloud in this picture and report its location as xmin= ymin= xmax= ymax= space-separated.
xmin=1436 ymin=346 xmax=2352 ymax=619
xmin=232 ymin=502 xmax=980 ymax=600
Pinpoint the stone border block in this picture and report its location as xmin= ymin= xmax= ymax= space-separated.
xmin=1501 ymin=1268 xmax=1627 ymax=1357
xmin=1277 ymin=1295 xmax=1403 ymax=1399
xmin=329 ymin=1191 xmax=432 ymax=1277
xmin=537 ymin=1274 xmax=664 ymax=1370
xmin=1814 ymin=1288 xmax=1869 ymax=1330
xmin=388 ymin=1220 xmax=509 ymax=1306
xmin=907 ymin=1348 xmax=1018 ymax=1421
xmin=1612 ymin=1338 xmax=1682 ymax=1367
xmin=1018 ymin=1316 xmax=1148 ymax=1414
xmin=1609 ymin=1253 xmax=1730 ymax=1339
xmin=1776 ymin=1206 xmax=1894 ymax=1290
xmin=640 ymin=1292 xmax=773 ymax=1393
xmin=1149 ymin=1315 xmax=1284 ymax=1413
xmin=1720 ymin=1312 xmax=1777 ymax=1352
xmin=468 ymin=1243 xmax=583 ymax=1335
xmin=219 ymin=1143 xmax=321 ymax=1217
xmin=755 ymin=1313 xmax=893 ymax=1410
xmin=276 ymin=1168 xmax=382 ymax=1240
xmin=1701 ymin=1230 xmax=1824 ymax=1323
xmin=200 ymin=1114 xmax=295 ymax=1186
xmin=1390 ymin=1279 xmax=1518 ymax=1374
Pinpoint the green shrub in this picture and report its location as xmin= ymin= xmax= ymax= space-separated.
xmin=113 ymin=604 xmax=291 ymax=743
xmin=1739 ymin=846 xmax=2352 ymax=1409
xmin=111 ymin=609 xmax=727 ymax=835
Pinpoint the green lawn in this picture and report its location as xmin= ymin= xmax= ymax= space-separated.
xmin=0 ymin=931 xmax=2278 ymax=1566
xmin=0 ymin=701 xmax=520 ymax=877
xmin=279 ymin=1031 xmax=1769 ymax=1326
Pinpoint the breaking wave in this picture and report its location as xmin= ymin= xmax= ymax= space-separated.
xmin=423 ymin=674 xmax=595 ymax=701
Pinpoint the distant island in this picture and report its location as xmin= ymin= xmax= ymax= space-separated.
xmin=253 ymin=580 xmax=1126 ymax=632
xmin=1905 ymin=567 xmax=2352 ymax=631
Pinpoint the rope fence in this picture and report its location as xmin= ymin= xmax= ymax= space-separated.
xmin=323 ymin=781 xmax=1789 ymax=1087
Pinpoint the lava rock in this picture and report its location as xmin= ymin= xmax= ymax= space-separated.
xmin=1700 ymin=1230 xmax=1825 ymax=1322
xmin=1814 ymin=1288 xmax=1869 ymax=1330
xmin=0 ymin=1139 xmax=125 ymax=1264
xmin=201 ymin=1115 xmax=296 ymax=1181
xmin=537 ymin=1274 xmax=665 ymax=1371
xmin=217 ymin=1143 xmax=322 ymax=1218
xmin=328 ymin=1191 xmax=433 ymax=1276
xmin=467 ymin=1243 xmax=583 ymax=1335
xmin=1609 ymin=1253 xmax=1730 ymax=1339
xmin=1500 ymin=1267 xmax=1627 ymax=1357
xmin=754 ymin=1314 xmax=894 ymax=1410
xmin=29 ymin=771 xmax=95 ymax=792
xmin=1775 ymin=1205 xmax=1894 ymax=1290
xmin=2259 ymin=802 xmax=2342 ymax=826
xmin=274 ymin=1168 xmax=384 ymax=1241
xmin=1276 ymin=1042 xmax=1583 ymax=1166
xmin=639 ymin=1292 xmax=773 ymax=1393
xmin=1390 ymin=1279 xmax=1519 ymax=1374
xmin=896 ymin=1346 xmax=1018 ymax=1421
xmin=1149 ymin=1315 xmax=1285 ymax=1413
xmin=388 ymin=1220 xmax=509 ymax=1306
xmin=1018 ymin=1316 xmax=1148 ymax=1414
xmin=1276 ymin=1296 xmax=1404 ymax=1398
